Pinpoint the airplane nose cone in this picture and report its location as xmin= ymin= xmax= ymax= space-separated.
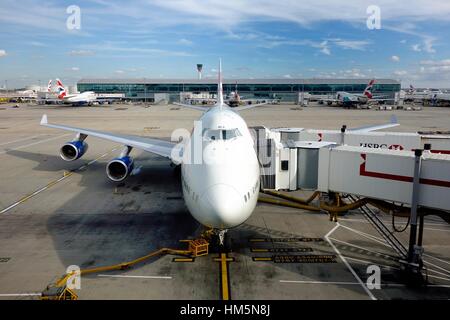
xmin=202 ymin=184 xmax=246 ymax=228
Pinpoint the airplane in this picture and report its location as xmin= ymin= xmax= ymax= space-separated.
xmin=319 ymin=79 xmax=391 ymax=107
xmin=56 ymin=78 xmax=97 ymax=106
xmin=405 ymin=85 xmax=445 ymax=101
xmin=40 ymin=60 xmax=399 ymax=245
xmin=225 ymin=82 xmax=271 ymax=108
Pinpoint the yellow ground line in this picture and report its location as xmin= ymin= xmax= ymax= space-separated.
xmin=253 ymin=257 xmax=273 ymax=261
xmin=250 ymin=248 xmax=269 ymax=252
xmin=173 ymin=258 xmax=194 ymax=262
xmin=221 ymin=253 xmax=230 ymax=301
xmin=0 ymin=148 xmax=116 ymax=214
xmin=249 ymin=238 xmax=266 ymax=242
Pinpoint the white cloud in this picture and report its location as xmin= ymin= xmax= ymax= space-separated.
xmin=408 ymin=36 xmax=437 ymax=53
xmin=0 ymin=49 xmax=6 ymax=57
xmin=29 ymin=41 xmax=46 ymax=47
xmin=417 ymin=59 xmax=450 ymax=74
xmin=391 ymin=55 xmax=400 ymax=62
xmin=177 ymin=38 xmax=193 ymax=45
xmin=79 ymin=42 xmax=192 ymax=57
xmin=400 ymin=39 xmax=407 ymax=44
xmin=69 ymin=67 xmax=80 ymax=71
xmin=283 ymin=74 xmax=292 ymax=78
xmin=150 ymin=0 xmax=450 ymax=27
xmin=420 ymin=59 xmax=450 ymax=66
xmin=423 ymin=37 xmax=436 ymax=53
xmin=69 ymin=50 xmax=95 ymax=56
xmin=115 ymin=70 xmax=125 ymax=74
xmin=412 ymin=44 xmax=421 ymax=52
xmin=393 ymin=70 xmax=408 ymax=76
xmin=329 ymin=39 xmax=370 ymax=51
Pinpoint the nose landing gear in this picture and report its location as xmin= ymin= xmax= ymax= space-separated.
xmin=218 ymin=229 xmax=228 ymax=246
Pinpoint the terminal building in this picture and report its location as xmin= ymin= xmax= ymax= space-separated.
xmin=77 ymin=78 xmax=401 ymax=103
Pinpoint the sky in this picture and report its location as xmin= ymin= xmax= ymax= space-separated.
xmin=1 ymin=0 xmax=450 ymax=88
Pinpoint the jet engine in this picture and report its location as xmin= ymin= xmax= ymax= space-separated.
xmin=60 ymin=140 xmax=88 ymax=161
xmin=106 ymin=155 xmax=134 ymax=182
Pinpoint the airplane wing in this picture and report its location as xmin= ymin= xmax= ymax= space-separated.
xmin=173 ymin=102 xmax=210 ymax=112
xmin=348 ymin=115 xmax=399 ymax=132
xmin=233 ymin=102 xmax=269 ymax=111
xmin=40 ymin=114 xmax=175 ymax=159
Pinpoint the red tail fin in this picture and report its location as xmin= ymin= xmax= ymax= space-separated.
xmin=363 ymin=79 xmax=375 ymax=99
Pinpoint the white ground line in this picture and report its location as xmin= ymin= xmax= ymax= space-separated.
xmin=343 ymin=256 xmax=399 ymax=270
xmin=329 ymin=237 xmax=396 ymax=261
xmin=423 ymin=260 xmax=450 ymax=276
xmin=340 ymin=222 xmax=450 ymax=277
xmin=97 ymin=274 xmax=172 ymax=279
xmin=0 ymin=134 xmax=43 ymax=146
xmin=0 ymin=133 xmax=70 ymax=155
xmin=343 ymin=255 xmax=450 ymax=281
xmin=0 ymin=293 xmax=42 ymax=297
xmin=0 ymin=148 xmax=116 ymax=214
xmin=279 ymin=280 xmax=405 ymax=287
xmin=339 ymin=223 xmax=389 ymax=247
xmin=330 ymin=237 xmax=450 ymax=279
xmin=325 ymin=223 xmax=377 ymax=300
xmin=280 ymin=280 xmax=365 ymax=285
xmin=340 ymin=218 xmax=450 ymax=228
xmin=0 ymin=175 xmax=68 ymax=214
xmin=424 ymin=253 xmax=450 ymax=266
xmin=279 ymin=280 xmax=450 ymax=288
xmin=426 ymin=275 xmax=450 ymax=282
xmin=422 ymin=227 xmax=450 ymax=233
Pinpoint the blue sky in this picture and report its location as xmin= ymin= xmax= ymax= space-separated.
xmin=1 ymin=0 xmax=450 ymax=88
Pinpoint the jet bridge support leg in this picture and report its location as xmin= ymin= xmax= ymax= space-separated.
xmin=401 ymin=148 xmax=425 ymax=285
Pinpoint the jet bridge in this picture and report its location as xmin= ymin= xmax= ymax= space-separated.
xmin=317 ymin=146 xmax=450 ymax=211
xmin=251 ymin=126 xmax=450 ymax=282
xmin=251 ymin=126 xmax=450 ymax=201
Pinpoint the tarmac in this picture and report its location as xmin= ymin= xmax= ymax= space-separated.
xmin=0 ymin=102 xmax=449 ymax=300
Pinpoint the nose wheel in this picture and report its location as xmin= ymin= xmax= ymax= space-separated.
xmin=218 ymin=229 xmax=228 ymax=246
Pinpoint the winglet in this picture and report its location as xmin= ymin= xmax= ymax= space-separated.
xmin=40 ymin=114 xmax=48 ymax=125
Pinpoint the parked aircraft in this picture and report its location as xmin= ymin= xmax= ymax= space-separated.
xmin=40 ymin=60 xmax=399 ymax=244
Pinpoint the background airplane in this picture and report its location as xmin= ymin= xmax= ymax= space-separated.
xmin=56 ymin=79 xmax=97 ymax=106
xmin=320 ymin=79 xmax=391 ymax=107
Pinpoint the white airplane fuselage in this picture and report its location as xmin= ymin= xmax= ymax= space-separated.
xmin=63 ymin=91 xmax=96 ymax=104
xmin=181 ymin=104 xmax=260 ymax=229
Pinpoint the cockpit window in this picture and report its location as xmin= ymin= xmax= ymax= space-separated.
xmin=203 ymin=128 xmax=241 ymax=141
xmin=204 ymin=129 xmax=221 ymax=141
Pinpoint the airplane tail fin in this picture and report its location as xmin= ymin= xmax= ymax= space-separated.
xmin=363 ymin=79 xmax=375 ymax=99
xmin=47 ymin=79 xmax=52 ymax=93
xmin=218 ymin=58 xmax=224 ymax=107
xmin=56 ymin=78 xmax=66 ymax=99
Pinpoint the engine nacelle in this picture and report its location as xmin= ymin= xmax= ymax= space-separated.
xmin=106 ymin=156 xmax=134 ymax=182
xmin=60 ymin=140 xmax=88 ymax=161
